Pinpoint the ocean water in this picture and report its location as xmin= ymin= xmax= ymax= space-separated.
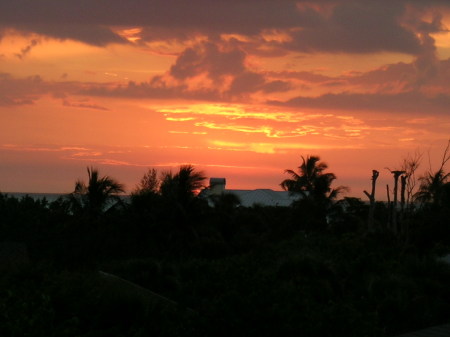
xmin=3 ymin=193 xmax=68 ymax=203
xmin=2 ymin=192 xmax=131 ymax=204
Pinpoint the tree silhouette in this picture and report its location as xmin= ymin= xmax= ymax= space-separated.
xmin=415 ymin=170 xmax=450 ymax=207
xmin=157 ymin=165 xmax=207 ymax=241
xmin=70 ymin=167 xmax=125 ymax=217
xmin=415 ymin=140 xmax=450 ymax=207
xmin=364 ymin=170 xmax=379 ymax=232
xmin=160 ymin=165 xmax=206 ymax=206
xmin=281 ymin=155 xmax=344 ymax=203
xmin=133 ymin=168 xmax=160 ymax=196
xmin=281 ymin=155 xmax=346 ymax=230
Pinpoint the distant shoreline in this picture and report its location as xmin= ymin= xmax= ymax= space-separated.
xmin=1 ymin=192 xmax=131 ymax=203
xmin=1 ymin=192 xmax=69 ymax=202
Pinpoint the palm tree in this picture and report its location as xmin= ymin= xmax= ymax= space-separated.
xmin=281 ymin=155 xmax=344 ymax=203
xmin=415 ymin=139 xmax=450 ymax=207
xmin=158 ymin=165 xmax=207 ymax=241
xmin=415 ymin=169 xmax=450 ymax=207
xmin=281 ymin=155 xmax=346 ymax=230
xmin=70 ymin=167 xmax=125 ymax=217
xmin=160 ymin=165 xmax=206 ymax=205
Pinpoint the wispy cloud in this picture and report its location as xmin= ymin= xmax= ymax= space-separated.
xmin=62 ymin=99 xmax=109 ymax=111
xmin=208 ymin=140 xmax=364 ymax=154
xmin=272 ymin=91 xmax=450 ymax=115
xmin=14 ymin=39 xmax=39 ymax=59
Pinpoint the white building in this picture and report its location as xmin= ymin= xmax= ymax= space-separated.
xmin=201 ymin=178 xmax=299 ymax=207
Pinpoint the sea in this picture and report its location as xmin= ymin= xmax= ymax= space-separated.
xmin=3 ymin=193 xmax=68 ymax=203
xmin=2 ymin=192 xmax=131 ymax=204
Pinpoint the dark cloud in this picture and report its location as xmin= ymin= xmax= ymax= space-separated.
xmin=411 ymin=34 xmax=440 ymax=88
xmin=227 ymin=72 xmax=292 ymax=96
xmin=1 ymin=0 xmax=447 ymax=55
xmin=170 ymin=42 xmax=246 ymax=80
xmin=5 ymin=24 xmax=127 ymax=46
xmin=272 ymin=91 xmax=450 ymax=115
xmin=227 ymin=72 xmax=266 ymax=95
xmin=81 ymin=74 xmax=291 ymax=101
xmin=0 ymin=0 xmax=300 ymax=45
xmin=345 ymin=63 xmax=414 ymax=87
xmin=0 ymin=73 xmax=45 ymax=106
xmin=15 ymin=39 xmax=39 ymax=59
xmin=62 ymin=99 xmax=109 ymax=111
xmin=0 ymin=49 xmax=290 ymax=104
xmin=287 ymin=2 xmax=422 ymax=54
xmin=83 ymin=41 xmax=292 ymax=99
xmin=271 ymin=56 xmax=450 ymax=93
xmin=0 ymin=73 xmax=103 ymax=106
xmin=427 ymin=58 xmax=450 ymax=87
xmin=0 ymin=0 xmax=301 ymax=32
xmin=81 ymin=80 xmax=222 ymax=101
xmin=344 ymin=50 xmax=450 ymax=91
xmin=272 ymin=71 xmax=335 ymax=83
xmin=261 ymin=80 xmax=292 ymax=93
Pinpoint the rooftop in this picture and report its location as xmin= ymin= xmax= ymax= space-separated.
xmin=394 ymin=324 xmax=450 ymax=337
xmin=202 ymin=177 xmax=299 ymax=207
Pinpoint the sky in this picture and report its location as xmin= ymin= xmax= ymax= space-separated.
xmin=1 ymin=0 xmax=450 ymax=199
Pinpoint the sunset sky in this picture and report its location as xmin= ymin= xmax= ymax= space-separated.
xmin=1 ymin=0 xmax=450 ymax=199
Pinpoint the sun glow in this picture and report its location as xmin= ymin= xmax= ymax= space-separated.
xmin=113 ymin=27 xmax=143 ymax=43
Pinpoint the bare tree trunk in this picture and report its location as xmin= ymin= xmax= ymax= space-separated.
xmin=400 ymin=175 xmax=406 ymax=213
xmin=386 ymin=184 xmax=391 ymax=230
xmin=364 ymin=170 xmax=379 ymax=233
xmin=391 ymin=171 xmax=405 ymax=235
xmin=400 ymin=175 xmax=407 ymax=235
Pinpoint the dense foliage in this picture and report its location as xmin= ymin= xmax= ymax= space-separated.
xmin=1 ymin=162 xmax=450 ymax=337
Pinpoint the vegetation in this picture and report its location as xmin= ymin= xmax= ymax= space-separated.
xmin=281 ymin=155 xmax=347 ymax=230
xmin=281 ymin=155 xmax=345 ymax=201
xmin=70 ymin=167 xmax=125 ymax=218
xmin=1 ymin=154 xmax=450 ymax=337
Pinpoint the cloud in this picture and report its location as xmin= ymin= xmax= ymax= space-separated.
xmin=15 ymin=39 xmax=39 ymax=59
xmin=269 ymin=55 xmax=450 ymax=95
xmin=3 ymin=24 xmax=127 ymax=47
xmin=286 ymin=2 xmax=422 ymax=54
xmin=0 ymin=144 xmax=91 ymax=153
xmin=343 ymin=63 xmax=414 ymax=89
xmin=62 ymin=99 xmax=110 ymax=111
xmin=272 ymin=71 xmax=334 ymax=83
xmin=410 ymin=16 xmax=443 ymax=88
xmin=170 ymin=42 xmax=246 ymax=80
xmin=227 ymin=72 xmax=265 ymax=94
xmin=208 ymin=140 xmax=363 ymax=153
xmin=160 ymin=103 xmax=373 ymax=143
xmin=0 ymin=0 xmax=301 ymax=36
xmin=0 ymin=73 xmax=104 ymax=106
xmin=339 ymin=56 xmax=450 ymax=93
xmin=81 ymin=79 xmax=222 ymax=101
xmin=0 ymin=73 xmax=45 ymax=106
xmin=273 ymin=91 xmax=450 ymax=115
xmin=83 ymin=41 xmax=291 ymax=99
xmin=0 ymin=0 xmax=447 ymax=56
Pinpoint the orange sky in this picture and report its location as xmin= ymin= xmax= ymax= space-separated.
xmin=1 ymin=1 xmax=450 ymax=199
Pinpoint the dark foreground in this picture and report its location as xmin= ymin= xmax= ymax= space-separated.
xmin=1 ymin=190 xmax=450 ymax=337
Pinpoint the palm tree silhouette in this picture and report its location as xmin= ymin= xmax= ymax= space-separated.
xmin=415 ymin=169 xmax=450 ymax=206
xmin=160 ymin=165 xmax=206 ymax=205
xmin=281 ymin=155 xmax=344 ymax=203
xmin=70 ymin=167 xmax=125 ymax=217
xmin=281 ymin=155 xmax=346 ymax=230
xmin=415 ymin=140 xmax=450 ymax=207
xmin=159 ymin=165 xmax=207 ymax=241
